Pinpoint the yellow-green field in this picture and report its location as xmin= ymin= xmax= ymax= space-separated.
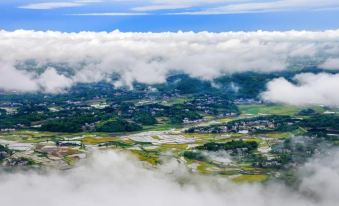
xmin=232 ymin=174 xmax=268 ymax=183
xmin=130 ymin=150 xmax=159 ymax=165
xmin=81 ymin=136 xmax=117 ymax=144
xmin=239 ymin=104 xmax=301 ymax=116
xmin=239 ymin=104 xmax=326 ymax=116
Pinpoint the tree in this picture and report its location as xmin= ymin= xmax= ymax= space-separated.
xmin=133 ymin=111 xmax=157 ymax=125
xmin=96 ymin=118 xmax=142 ymax=133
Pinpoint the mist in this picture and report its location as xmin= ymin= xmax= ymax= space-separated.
xmin=0 ymin=150 xmax=339 ymax=206
xmin=1 ymin=29 xmax=339 ymax=93
xmin=262 ymin=72 xmax=339 ymax=106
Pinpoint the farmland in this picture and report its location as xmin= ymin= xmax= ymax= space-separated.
xmin=1 ymin=74 xmax=339 ymax=184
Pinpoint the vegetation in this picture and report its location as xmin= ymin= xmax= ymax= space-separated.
xmin=132 ymin=111 xmax=157 ymax=125
xmin=40 ymin=119 xmax=83 ymax=133
xmin=1 ymin=70 xmax=339 ymax=182
xmin=197 ymin=140 xmax=258 ymax=152
xmin=0 ymin=145 xmax=11 ymax=160
xmin=183 ymin=151 xmax=206 ymax=161
xmin=232 ymin=174 xmax=268 ymax=183
xmin=301 ymin=115 xmax=339 ymax=130
xmin=96 ymin=118 xmax=142 ymax=133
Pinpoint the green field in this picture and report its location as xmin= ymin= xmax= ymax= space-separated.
xmin=238 ymin=104 xmax=327 ymax=116
xmin=239 ymin=104 xmax=302 ymax=116
xmin=232 ymin=174 xmax=268 ymax=183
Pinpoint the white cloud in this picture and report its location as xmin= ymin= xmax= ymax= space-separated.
xmin=19 ymin=2 xmax=84 ymax=10
xmin=1 ymin=29 xmax=339 ymax=93
xmin=72 ymin=12 xmax=149 ymax=16
xmin=171 ymin=0 xmax=339 ymax=15
xmin=0 ymin=63 xmax=39 ymax=92
xmin=18 ymin=0 xmax=339 ymax=13
xmin=132 ymin=4 xmax=191 ymax=12
xmin=0 ymin=150 xmax=339 ymax=206
xmin=19 ymin=0 xmax=102 ymax=10
xmin=262 ymin=73 xmax=339 ymax=106
xmin=0 ymin=63 xmax=73 ymax=93
xmin=37 ymin=67 xmax=74 ymax=93
xmin=131 ymin=0 xmax=232 ymax=11
xmin=320 ymin=58 xmax=339 ymax=70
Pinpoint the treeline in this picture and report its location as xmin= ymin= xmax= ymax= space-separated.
xmin=197 ymin=140 xmax=258 ymax=152
xmin=0 ymin=112 xmax=47 ymax=129
xmin=302 ymin=115 xmax=339 ymax=129
xmin=96 ymin=118 xmax=142 ymax=133
xmin=119 ymin=102 xmax=203 ymax=124
xmin=300 ymin=115 xmax=339 ymax=135
xmin=182 ymin=140 xmax=258 ymax=161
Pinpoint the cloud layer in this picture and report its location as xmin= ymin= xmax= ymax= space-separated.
xmin=1 ymin=29 xmax=339 ymax=93
xmin=19 ymin=0 xmax=102 ymax=10
xmin=262 ymin=73 xmax=339 ymax=106
xmin=17 ymin=0 xmax=339 ymax=14
xmin=1 ymin=150 xmax=339 ymax=206
xmin=0 ymin=63 xmax=73 ymax=93
xmin=321 ymin=58 xmax=339 ymax=70
xmin=172 ymin=0 xmax=339 ymax=15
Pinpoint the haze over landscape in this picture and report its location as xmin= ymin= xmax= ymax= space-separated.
xmin=1 ymin=1 xmax=339 ymax=206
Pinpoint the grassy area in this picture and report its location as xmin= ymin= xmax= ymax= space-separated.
xmin=64 ymin=156 xmax=77 ymax=166
xmin=143 ymin=123 xmax=180 ymax=131
xmin=159 ymin=144 xmax=188 ymax=151
xmin=0 ymin=130 xmax=59 ymax=142
xmin=161 ymin=97 xmax=191 ymax=106
xmin=261 ymin=128 xmax=306 ymax=139
xmin=218 ymin=117 xmax=236 ymax=123
xmin=196 ymin=162 xmax=212 ymax=174
xmin=265 ymin=132 xmax=292 ymax=139
xmin=239 ymin=103 xmax=327 ymax=117
xmin=82 ymin=136 xmax=117 ymax=144
xmin=130 ymin=150 xmax=159 ymax=165
xmin=232 ymin=174 xmax=268 ymax=183
xmin=184 ymin=133 xmax=217 ymax=139
xmin=239 ymin=104 xmax=301 ymax=116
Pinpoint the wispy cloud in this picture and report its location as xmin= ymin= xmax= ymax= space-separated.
xmin=170 ymin=0 xmax=339 ymax=15
xmin=19 ymin=0 xmax=102 ymax=10
xmin=132 ymin=5 xmax=192 ymax=12
xmin=19 ymin=2 xmax=83 ymax=10
xmin=17 ymin=0 xmax=339 ymax=14
xmin=71 ymin=12 xmax=149 ymax=16
xmin=131 ymin=0 xmax=228 ymax=12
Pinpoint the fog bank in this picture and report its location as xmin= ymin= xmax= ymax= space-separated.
xmin=1 ymin=150 xmax=339 ymax=206
xmin=262 ymin=73 xmax=339 ymax=106
xmin=1 ymin=29 xmax=339 ymax=93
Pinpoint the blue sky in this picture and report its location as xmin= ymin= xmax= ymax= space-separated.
xmin=1 ymin=0 xmax=339 ymax=32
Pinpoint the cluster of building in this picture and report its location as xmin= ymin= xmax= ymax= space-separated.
xmin=234 ymin=98 xmax=263 ymax=105
xmin=189 ymin=118 xmax=278 ymax=134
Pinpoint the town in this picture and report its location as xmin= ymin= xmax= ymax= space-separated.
xmin=1 ymin=72 xmax=339 ymax=183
